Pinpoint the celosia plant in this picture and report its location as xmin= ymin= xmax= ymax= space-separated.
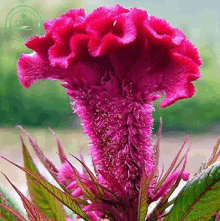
xmin=1 ymin=4 xmax=220 ymax=221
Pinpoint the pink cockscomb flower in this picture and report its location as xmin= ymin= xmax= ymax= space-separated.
xmin=17 ymin=5 xmax=202 ymax=200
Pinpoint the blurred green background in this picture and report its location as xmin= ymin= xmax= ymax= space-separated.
xmin=0 ymin=0 xmax=220 ymax=133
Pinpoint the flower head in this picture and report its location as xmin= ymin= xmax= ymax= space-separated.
xmin=17 ymin=4 xmax=202 ymax=200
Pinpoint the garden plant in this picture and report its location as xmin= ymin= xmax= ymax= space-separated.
xmin=0 ymin=4 xmax=220 ymax=221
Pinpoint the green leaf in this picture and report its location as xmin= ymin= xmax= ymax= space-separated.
xmin=70 ymin=154 xmax=104 ymax=198
xmin=21 ymin=134 xmax=66 ymax=221
xmin=0 ymin=203 xmax=27 ymax=221
xmin=0 ymin=184 xmax=26 ymax=220
xmin=66 ymin=157 xmax=102 ymax=202
xmin=138 ymin=170 xmax=154 ymax=221
xmin=206 ymin=211 xmax=219 ymax=221
xmin=70 ymin=163 xmax=97 ymax=202
xmin=2 ymin=173 xmax=52 ymax=221
xmin=18 ymin=126 xmax=69 ymax=193
xmin=2 ymin=157 xmax=90 ymax=221
xmin=165 ymin=161 xmax=220 ymax=221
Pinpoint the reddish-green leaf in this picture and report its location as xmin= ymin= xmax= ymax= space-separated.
xmin=0 ymin=203 xmax=27 ymax=221
xmin=98 ymin=170 xmax=127 ymax=203
xmin=2 ymin=157 xmax=90 ymax=221
xmin=70 ymin=162 xmax=97 ymax=202
xmin=2 ymin=173 xmax=52 ymax=221
xmin=18 ymin=126 xmax=59 ymax=175
xmin=165 ymin=161 xmax=220 ymax=221
xmin=21 ymin=135 xmax=66 ymax=221
xmin=137 ymin=170 xmax=153 ymax=221
xmin=0 ymin=212 xmax=7 ymax=221
xmin=84 ymin=202 xmax=125 ymax=220
xmin=0 ymin=184 xmax=26 ymax=220
xmin=18 ymin=126 xmax=69 ymax=193
xmin=48 ymin=128 xmax=67 ymax=164
xmin=70 ymin=154 xmax=104 ymax=198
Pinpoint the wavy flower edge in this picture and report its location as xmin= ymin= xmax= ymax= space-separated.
xmin=18 ymin=4 xmax=202 ymax=108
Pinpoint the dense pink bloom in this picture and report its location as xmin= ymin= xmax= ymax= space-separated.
xmin=17 ymin=5 xmax=202 ymax=199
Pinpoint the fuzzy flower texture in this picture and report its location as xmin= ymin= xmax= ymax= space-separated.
xmin=17 ymin=5 xmax=202 ymax=203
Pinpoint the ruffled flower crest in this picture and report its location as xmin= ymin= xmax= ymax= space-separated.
xmin=17 ymin=4 xmax=202 ymax=199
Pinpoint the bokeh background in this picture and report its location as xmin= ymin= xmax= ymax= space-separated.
xmin=0 ymin=0 xmax=220 ymax=207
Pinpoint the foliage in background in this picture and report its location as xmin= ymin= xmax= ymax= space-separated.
xmin=0 ymin=28 xmax=74 ymax=128
xmin=153 ymin=48 xmax=220 ymax=133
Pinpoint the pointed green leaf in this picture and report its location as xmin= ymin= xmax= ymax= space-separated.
xmin=71 ymin=163 xmax=97 ymax=201
xmin=18 ymin=126 xmax=70 ymax=193
xmin=2 ymin=173 xmax=53 ymax=221
xmin=21 ymin=135 xmax=66 ymax=221
xmin=70 ymin=155 xmax=104 ymax=199
xmin=18 ymin=127 xmax=59 ymax=175
xmin=0 ymin=184 xmax=26 ymax=220
xmin=2 ymin=157 xmax=90 ymax=221
xmin=165 ymin=161 xmax=220 ymax=221
xmin=138 ymin=170 xmax=154 ymax=221
xmin=0 ymin=203 xmax=27 ymax=221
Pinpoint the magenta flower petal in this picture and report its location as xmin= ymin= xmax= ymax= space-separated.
xmin=87 ymin=12 xmax=137 ymax=57
xmin=76 ymin=211 xmax=99 ymax=221
xmin=48 ymin=17 xmax=89 ymax=68
xmin=95 ymin=210 xmax=105 ymax=219
xmin=25 ymin=34 xmax=54 ymax=57
xmin=57 ymin=162 xmax=76 ymax=184
xmin=18 ymin=51 xmax=105 ymax=89
xmin=83 ymin=202 xmax=125 ymax=220
xmin=57 ymin=161 xmax=101 ymax=199
xmin=48 ymin=17 xmax=77 ymax=68
xmin=17 ymin=4 xmax=202 ymax=200
xmin=71 ymin=187 xmax=83 ymax=197
xmin=17 ymin=52 xmax=65 ymax=89
xmin=85 ymin=5 xmax=129 ymax=22
xmin=145 ymin=16 xmax=185 ymax=46
xmin=44 ymin=8 xmax=86 ymax=33
xmin=85 ymin=212 xmax=99 ymax=221
xmin=67 ymin=181 xmax=78 ymax=190
xmin=60 ymin=8 xmax=86 ymax=22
